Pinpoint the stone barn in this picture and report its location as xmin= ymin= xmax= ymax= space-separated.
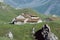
xmin=11 ymin=13 xmax=42 ymax=25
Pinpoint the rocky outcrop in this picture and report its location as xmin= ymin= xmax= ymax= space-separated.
xmin=34 ymin=24 xmax=58 ymax=40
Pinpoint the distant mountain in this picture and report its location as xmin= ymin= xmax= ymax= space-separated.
xmin=3 ymin=0 xmax=60 ymax=15
xmin=34 ymin=0 xmax=60 ymax=15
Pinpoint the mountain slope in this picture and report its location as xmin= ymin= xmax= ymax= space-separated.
xmin=0 ymin=2 xmax=17 ymax=21
xmin=0 ymin=2 xmax=60 ymax=40
xmin=0 ymin=2 xmax=45 ymax=22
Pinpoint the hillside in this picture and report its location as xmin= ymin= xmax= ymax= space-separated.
xmin=0 ymin=2 xmax=48 ymax=22
xmin=4 ymin=0 xmax=60 ymax=15
xmin=0 ymin=2 xmax=60 ymax=40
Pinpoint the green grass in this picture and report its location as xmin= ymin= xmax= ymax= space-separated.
xmin=0 ymin=2 xmax=60 ymax=40
xmin=0 ymin=37 xmax=10 ymax=40
xmin=0 ymin=22 xmax=60 ymax=40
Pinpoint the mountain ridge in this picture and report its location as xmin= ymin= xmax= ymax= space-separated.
xmin=4 ymin=0 xmax=60 ymax=15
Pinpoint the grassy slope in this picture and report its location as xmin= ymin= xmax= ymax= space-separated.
xmin=0 ymin=22 xmax=60 ymax=40
xmin=0 ymin=2 xmax=60 ymax=40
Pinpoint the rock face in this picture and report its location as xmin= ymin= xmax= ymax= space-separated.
xmin=48 ymin=32 xmax=58 ymax=40
xmin=34 ymin=24 xmax=58 ymax=40
xmin=8 ymin=31 xmax=13 ymax=40
xmin=34 ymin=28 xmax=45 ymax=40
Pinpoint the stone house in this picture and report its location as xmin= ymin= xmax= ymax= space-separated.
xmin=11 ymin=13 xmax=42 ymax=25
